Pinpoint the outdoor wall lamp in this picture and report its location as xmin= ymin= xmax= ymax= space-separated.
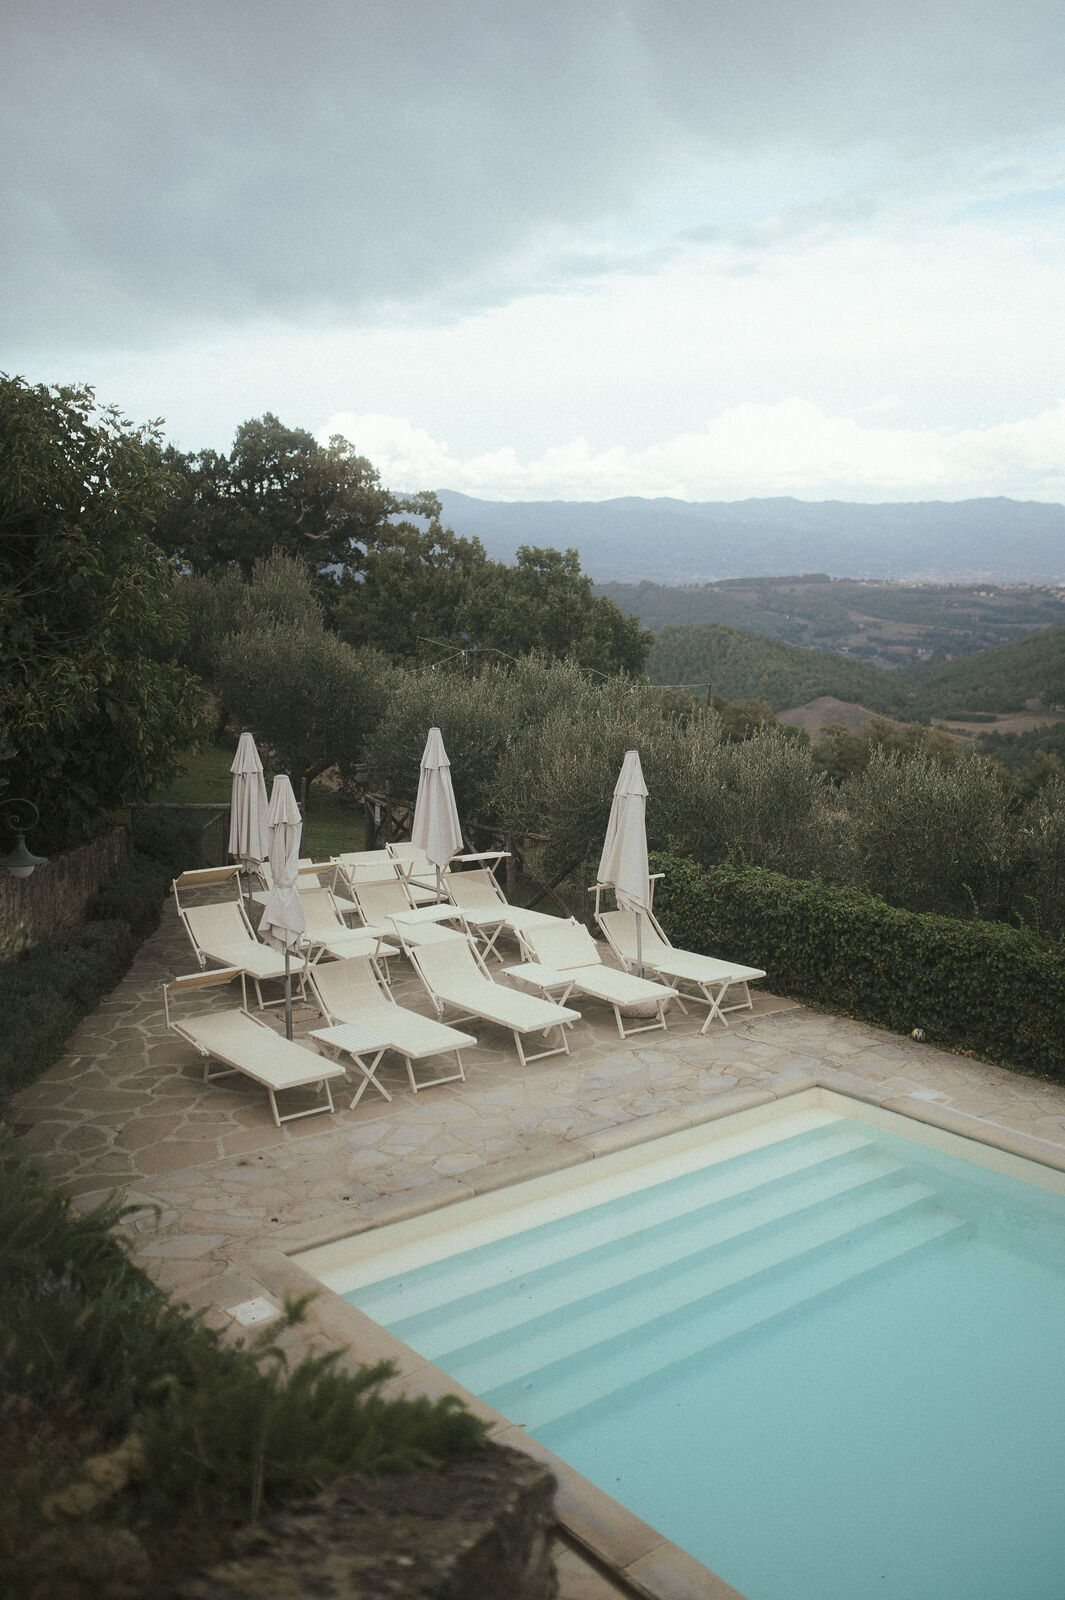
xmin=0 ymin=798 xmax=48 ymax=879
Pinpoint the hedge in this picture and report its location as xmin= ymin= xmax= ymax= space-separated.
xmin=0 ymin=811 xmax=206 ymax=1107
xmin=651 ymin=848 xmax=1065 ymax=1079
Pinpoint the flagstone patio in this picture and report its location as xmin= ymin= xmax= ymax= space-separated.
xmin=10 ymin=898 xmax=1065 ymax=1600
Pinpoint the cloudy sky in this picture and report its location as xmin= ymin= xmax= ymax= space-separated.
xmin=6 ymin=1 xmax=1065 ymax=502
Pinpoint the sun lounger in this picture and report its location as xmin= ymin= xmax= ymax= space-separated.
xmin=597 ymin=907 xmax=765 ymax=1033
xmin=296 ymin=887 xmax=398 ymax=964
xmin=400 ymin=933 xmax=580 ymax=1068
xmin=347 ymin=877 xmax=469 ymax=948
xmin=308 ymin=955 xmax=477 ymax=1097
xmin=516 ymin=919 xmax=678 ymax=1038
xmin=173 ymin=870 xmax=308 ymax=1008
xmin=252 ymin=859 xmax=359 ymax=916
xmin=162 ymin=969 xmax=345 ymax=1126
xmin=440 ymin=863 xmax=560 ymax=960
xmin=334 ymin=850 xmax=436 ymax=905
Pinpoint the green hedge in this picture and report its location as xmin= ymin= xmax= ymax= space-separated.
xmin=0 ymin=921 xmax=135 ymax=1098
xmin=651 ymin=848 xmax=1065 ymax=1078
xmin=0 ymin=812 xmax=207 ymax=1106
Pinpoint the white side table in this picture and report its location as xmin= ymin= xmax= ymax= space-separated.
xmin=310 ymin=1023 xmax=391 ymax=1108
xmin=502 ymin=962 xmax=577 ymax=1008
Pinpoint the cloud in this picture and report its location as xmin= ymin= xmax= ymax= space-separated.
xmin=5 ymin=0 xmax=1065 ymax=346
xmin=320 ymin=400 xmax=1065 ymax=502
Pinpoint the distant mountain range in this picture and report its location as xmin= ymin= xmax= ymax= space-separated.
xmin=434 ymin=491 xmax=1065 ymax=585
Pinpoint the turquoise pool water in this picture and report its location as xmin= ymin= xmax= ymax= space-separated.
xmin=343 ymin=1113 xmax=1065 ymax=1600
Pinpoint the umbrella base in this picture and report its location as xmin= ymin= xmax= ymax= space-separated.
xmin=617 ymin=999 xmax=661 ymax=1019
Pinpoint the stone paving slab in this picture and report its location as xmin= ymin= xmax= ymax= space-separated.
xmin=10 ymin=899 xmax=1065 ymax=1599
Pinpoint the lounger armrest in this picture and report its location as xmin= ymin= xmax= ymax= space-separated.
xmin=454 ymin=850 xmax=511 ymax=865
xmin=173 ymin=866 xmax=243 ymax=891
xmin=166 ymin=967 xmax=245 ymax=994
xmin=163 ymin=967 xmax=245 ymax=1027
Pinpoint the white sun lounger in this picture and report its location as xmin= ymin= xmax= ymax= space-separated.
xmin=516 ymin=919 xmax=678 ymax=1038
xmin=296 ymin=887 xmax=398 ymax=965
xmin=308 ymin=955 xmax=477 ymax=1098
xmin=597 ymin=907 xmax=766 ymax=1033
xmin=441 ymin=865 xmax=560 ymax=960
xmin=251 ymin=860 xmax=360 ymax=917
xmin=334 ymin=850 xmax=436 ymax=905
xmin=163 ymin=969 xmax=345 ymax=1126
xmin=401 ymin=933 xmax=580 ymax=1068
xmin=173 ymin=871 xmax=308 ymax=1008
xmin=348 ymin=877 xmax=470 ymax=948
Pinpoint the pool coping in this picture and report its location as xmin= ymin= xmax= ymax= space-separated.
xmin=229 ymin=1066 xmax=1065 ymax=1600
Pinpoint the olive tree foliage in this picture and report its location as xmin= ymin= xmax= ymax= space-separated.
xmin=365 ymin=656 xmax=837 ymax=890
xmin=213 ymin=627 xmax=391 ymax=804
xmin=840 ymin=749 xmax=1018 ymax=920
xmin=1012 ymin=775 xmax=1065 ymax=937
xmin=177 ymin=549 xmax=324 ymax=687
xmin=185 ymin=552 xmax=392 ymax=801
xmin=813 ymin=715 xmax=959 ymax=783
xmin=0 ymin=376 xmax=201 ymax=848
xmin=362 ymin=659 xmax=542 ymax=831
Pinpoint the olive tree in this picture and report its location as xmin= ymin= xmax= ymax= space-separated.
xmin=214 ymin=627 xmax=391 ymax=807
xmin=841 ymin=749 xmax=1018 ymax=919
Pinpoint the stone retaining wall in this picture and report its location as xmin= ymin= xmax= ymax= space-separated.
xmin=178 ymin=1445 xmax=559 ymax=1600
xmin=0 ymin=826 xmax=128 ymax=947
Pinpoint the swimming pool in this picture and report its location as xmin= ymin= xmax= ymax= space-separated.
xmin=296 ymin=1093 xmax=1065 ymax=1600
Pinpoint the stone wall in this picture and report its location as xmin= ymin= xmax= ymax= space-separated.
xmin=0 ymin=827 xmax=128 ymax=947
xmin=178 ymin=1446 xmax=559 ymax=1600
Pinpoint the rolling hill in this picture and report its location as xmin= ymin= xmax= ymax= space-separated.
xmin=646 ymin=624 xmax=905 ymax=713
xmin=646 ymin=622 xmax=1065 ymax=717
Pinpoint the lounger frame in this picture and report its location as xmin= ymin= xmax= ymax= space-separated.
xmin=592 ymin=884 xmax=765 ymax=1032
xmin=172 ymin=870 xmax=308 ymax=1009
xmin=397 ymin=926 xmax=579 ymax=1069
xmin=163 ymin=968 xmax=344 ymax=1126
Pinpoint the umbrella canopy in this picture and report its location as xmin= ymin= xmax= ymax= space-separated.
xmin=259 ymin=775 xmax=307 ymax=1040
xmin=598 ymin=749 xmax=651 ymax=916
xmin=228 ymin=732 xmax=270 ymax=868
xmin=411 ymin=727 xmax=463 ymax=872
xmin=259 ymin=775 xmax=306 ymax=953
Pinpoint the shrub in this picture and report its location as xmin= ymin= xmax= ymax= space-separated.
xmin=84 ymin=854 xmax=172 ymax=939
xmin=0 ymin=1129 xmax=487 ymax=1591
xmin=652 ymin=848 xmax=1065 ymax=1078
xmin=130 ymin=805 xmax=207 ymax=876
xmin=0 ymin=920 xmax=135 ymax=1099
xmin=0 ymin=810 xmax=202 ymax=1107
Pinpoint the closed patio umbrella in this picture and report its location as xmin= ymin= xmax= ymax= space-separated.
xmin=597 ymin=749 xmax=651 ymax=977
xmin=228 ymin=732 xmax=270 ymax=872
xmin=411 ymin=727 xmax=463 ymax=901
xmin=259 ymin=774 xmax=306 ymax=1039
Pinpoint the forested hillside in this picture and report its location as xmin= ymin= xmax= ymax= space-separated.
xmin=897 ymin=625 xmax=1065 ymax=713
xmin=597 ymin=575 xmax=1065 ymax=667
xmin=647 ymin=624 xmax=904 ymax=713
xmin=646 ymin=619 xmax=1065 ymax=717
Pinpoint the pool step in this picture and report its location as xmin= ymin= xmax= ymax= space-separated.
xmin=402 ymin=1148 xmax=908 ymax=1360
xmin=357 ymin=1121 xmax=885 ymax=1325
xmin=477 ymin=1197 xmax=966 ymax=1429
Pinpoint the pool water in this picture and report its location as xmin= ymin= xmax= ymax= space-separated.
xmin=340 ymin=1108 xmax=1065 ymax=1600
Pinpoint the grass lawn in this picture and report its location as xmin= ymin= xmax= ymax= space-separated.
xmin=145 ymin=741 xmax=369 ymax=862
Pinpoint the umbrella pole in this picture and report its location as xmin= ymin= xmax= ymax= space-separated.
xmin=435 ymin=865 xmax=442 ymax=904
xmin=636 ymin=910 xmax=643 ymax=979
xmin=284 ymin=945 xmax=293 ymax=1040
